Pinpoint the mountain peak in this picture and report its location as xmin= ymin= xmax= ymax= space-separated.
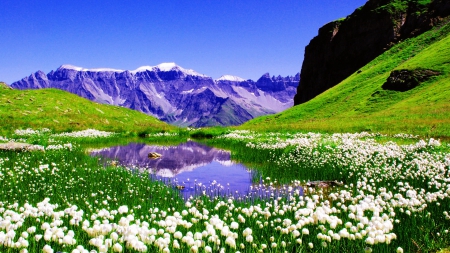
xmin=216 ymin=75 xmax=246 ymax=82
xmin=131 ymin=62 xmax=207 ymax=77
xmin=156 ymin=62 xmax=178 ymax=71
xmin=59 ymin=64 xmax=83 ymax=71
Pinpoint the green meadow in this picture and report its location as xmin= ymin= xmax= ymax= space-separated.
xmin=0 ymin=83 xmax=175 ymax=136
xmin=241 ymin=19 xmax=450 ymax=138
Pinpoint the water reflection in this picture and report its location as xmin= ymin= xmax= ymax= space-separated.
xmin=90 ymin=141 xmax=253 ymax=198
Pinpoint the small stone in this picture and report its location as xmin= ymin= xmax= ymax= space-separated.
xmin=148 ymin=152 xmax=162 ymax=159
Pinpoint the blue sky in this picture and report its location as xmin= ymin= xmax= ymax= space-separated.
xmin=1 ymin=0 xmax=367 ymax=84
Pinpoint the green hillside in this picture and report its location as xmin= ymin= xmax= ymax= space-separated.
xmin=241 ymin=20 xmax=450 ymax=138
xmin=0 ymin=84 xmax=175 ymax=135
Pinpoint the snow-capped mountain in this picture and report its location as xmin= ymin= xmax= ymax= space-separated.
xmin=11 ymin=63 xmax=299 ymax=127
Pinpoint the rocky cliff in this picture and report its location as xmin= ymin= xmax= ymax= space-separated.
xmin=12 ymin=63 xmax=299 ymax=127
xmin=294 ymin=0 xmax=450 ymax=105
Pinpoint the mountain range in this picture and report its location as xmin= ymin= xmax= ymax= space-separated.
xmin=11 ymin=63 xmax=299 ymax=127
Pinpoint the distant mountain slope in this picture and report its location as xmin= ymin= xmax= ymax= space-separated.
xmin=294 ymin=0 xmax=450 ymax=105
xmin=0 ymin=82 xmax=174 ymax=134
xmin=11 ymin=63 xmax=299 ymax=127
xmin=242 ymin=18 xmax=450 ymax=137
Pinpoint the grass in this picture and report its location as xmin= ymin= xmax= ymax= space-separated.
xmin=201 ymin=130 xmax=450 ymax=252
xmin=0 ymin=84 xmax=175 ymax=136
xmin=1 ymin=130 xmax=449 ymax=252
xmin=241 ymin=19 xmax=450 ymax=139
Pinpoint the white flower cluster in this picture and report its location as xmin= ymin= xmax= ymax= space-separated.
xmin=14 ymin=128 xmax=51 ymax=136
xmin=215 ymin=130 xmax=450 ymax=249
xmin=147 ymin=132 xmax=179 ymax=137
xmin=45 ymin=143 xmax=73 ymax=151
xmin=0 ymin=187 xmax=421 ymax=253
xmin=393 ymin=133 xmax=419 ymax=139
xmin=52 ymin=129 xmax=115 ymax=138
xmin=219 ymin=130 xmax=255 ymax=140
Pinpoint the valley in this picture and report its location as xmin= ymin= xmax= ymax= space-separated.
xmin=1 ymin=0 xmax=449 ymax=252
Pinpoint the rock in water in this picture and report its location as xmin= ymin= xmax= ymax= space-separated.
xmin=148 ymin=152 xmax=162 ymax=159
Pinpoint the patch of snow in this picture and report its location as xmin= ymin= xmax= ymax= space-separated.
xmin=59 ymin=65 xmax=124 ymax=72
xmin=138 ymin=83 xmax=174 ymax=114
xmin=230 ymin=85 xmax=291 ymax=112
xmin=216 ymin=75 xmax=245 ymax=82
xmin=131 ymin=62 xmax=208 ymax=77
xmin=60 ymin=65 xmax=83 ymax=71
xmin=131 ymin=66 xmax=154 ymax=73
xmin=59 ymin=63 xmax=209 ymax=77
xmin=181 ymin=89 xmax=194 ymax=94
xmin=216 ymin=160 xmax=235 ymax=166
xmin=156 ymin=62 xmax=178 ymax=71
xmin=194 ymin=87 xmax=208 ymax=93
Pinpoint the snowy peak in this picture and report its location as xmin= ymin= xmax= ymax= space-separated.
xmin=57 ymin=62 xmax=209 ymax=77
xmin=130 ymin=62 xmax=207 ymax=77
xmin=155 ymin=62 xmax=179 ymax=71
xmin=58 ymin=65 xmax=124 ymax=72
xmin=216 ymin=75 xmax=246 ymax=82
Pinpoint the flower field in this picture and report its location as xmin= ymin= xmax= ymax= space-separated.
xmin=0 ymin=129 xmax=449 ymax=252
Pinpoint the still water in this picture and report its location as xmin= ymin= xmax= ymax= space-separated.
xmin=90 ymin=141 xmax=254 ymax=198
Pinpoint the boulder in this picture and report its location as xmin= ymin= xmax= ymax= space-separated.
xmin=382 ymin=69 xmax=440 ymax=91
xmin=148 ymin=152 xmax=162 ymax=159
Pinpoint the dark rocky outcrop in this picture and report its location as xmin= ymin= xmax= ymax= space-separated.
xmin=294 ymin=0 xmax=450 ymax=105
xmin=382 ymin=68 xmax=440 ymax=91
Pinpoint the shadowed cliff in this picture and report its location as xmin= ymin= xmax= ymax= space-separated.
xmin=294 ymin=0 xmax=450 ymax=105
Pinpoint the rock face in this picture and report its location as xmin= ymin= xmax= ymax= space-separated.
xmin=11 ymin=63 xmax=299 ymax=127
xmin=382 ymin=69 xmax=440 ymax=91
xmin=294 ymin=0 xmax=450 ymax=105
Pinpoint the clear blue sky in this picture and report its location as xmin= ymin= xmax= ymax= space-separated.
xmin=1 ymin=0 xmax=367 ymax=84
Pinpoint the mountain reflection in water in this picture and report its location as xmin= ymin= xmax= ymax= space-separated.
xmin=90 ymin=141 xmax=253 ymax=196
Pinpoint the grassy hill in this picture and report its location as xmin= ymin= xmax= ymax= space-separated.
xmin=0 ymin=83 xmax=175 ymax=135
xmin=241 ymin=19 xmax=450 ymax=138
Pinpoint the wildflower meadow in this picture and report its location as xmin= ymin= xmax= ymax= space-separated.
xmin=0 ymin=129 xmax=449 ymax=252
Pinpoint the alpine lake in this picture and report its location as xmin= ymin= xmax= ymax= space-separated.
xmin=89 ymin=141 xmax=269 ymax=200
